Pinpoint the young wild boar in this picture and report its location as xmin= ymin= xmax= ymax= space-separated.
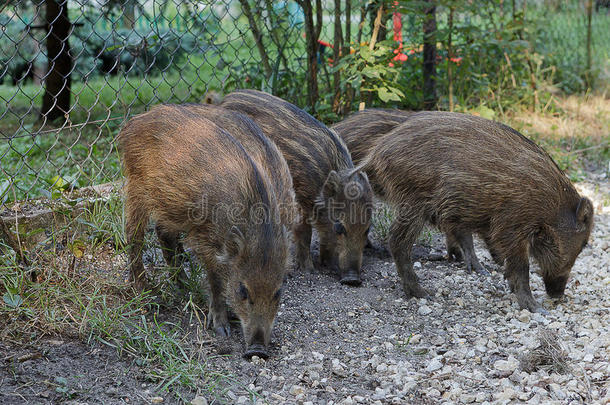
xmin=331 ymin=108 xmax=413 ymax=165
xmin=220 ymin=90 xmax=373 ymax=286
xmin=333 ymin=108 xmax=490 ymax=274
xmin=180 ymin=103 xmax=297 ymax=230
xmin=360 ymin=111 xmax=593 ymax=313
xmin=119 ymin=104 xmax=294 ymax=359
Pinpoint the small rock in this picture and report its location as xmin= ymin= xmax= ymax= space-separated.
xmin=518 ymin=310 xmax=531 ymax=323
xmin=418 ymin=305 xmax=433 ymax=316
xmin=151 ymin=397 xmax=163 ymax=404
xmin=236 ymin=396 xmax=248 ymax=404
xmin=312 ymin=351 xmax=324 ymax=361
xmin=289 ymin=385 xmax=305 ymax=396
xmin=494 ymin=387 xmax=516 ymax=401
xmin=494 ymin=356 xmax=519 ymax=373
xmin=427 ymin=388 xmax=441 ymax=397
xmin=548 ymin=383 xmax=566 ymax=400
xmin=461 ymin=393 xmax=476 ymax=403
xmin=190 ymin=396 xmax=208 ymax=405
xmin=426 ymin=358 xmax=443 ymax=372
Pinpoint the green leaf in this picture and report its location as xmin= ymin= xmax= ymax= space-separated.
xmin=0 ymin=179 xmax=10 ymax=204
xmin=361 ymin=67 xmax=381 ymax=79
xmin=3 ymin=292 xmax=23 ymax=308
xmin=49 ymin=175 xmax=71 ymax=191
xmin=359 ymin=47 xmax=374 ymax=63
xmin=377 ymin=87 xmax=402 ymax=102
xmin=472 ymin=105 xmax=496 ymax=120
xmin=54 ymin=376 xmax=68 ymax=386
xmin=68 ymin=239 xmax=87 ymax=259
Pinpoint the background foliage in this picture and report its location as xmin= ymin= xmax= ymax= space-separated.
xmin=0 ymin=0 xmax=609 ymax=202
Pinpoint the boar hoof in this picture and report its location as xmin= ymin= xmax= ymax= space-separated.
xmin=403 ymin=283 xmax=429 ymax=299
xmin=243 ymin=345 xmax=269 ymax=360
xmin=467 ymin=262 xmax=490 ymax=276
xmin=297 ymin=257 xmax=315 ymax=273
xmin=447 ymin=250 xmax=463 ymax=262
xmin=517 ymin=294 xmax=548 ymax=315
xmin=340 ymin=274 xmax=362 ymax=286
xmin=214 ymin=324 xmax=231 ymax=337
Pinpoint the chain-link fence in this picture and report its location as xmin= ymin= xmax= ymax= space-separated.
xmin=1 ymin=0 xmax=609 ymax=207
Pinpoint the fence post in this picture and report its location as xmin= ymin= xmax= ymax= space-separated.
xmin=297 ymin=0 xmax=322 ymax=113
xmin=239 ymin=0 xmax=272 ymax=79
xmin=423 ymin=0 xmax=437 ymax=109
xmin=586 ymin=0 xmax=593 ymax=89
xmin=447 ymin=6 xmax=454 ymax=112
xmin=41 ymin=0 xmax=73 ymax=122
xmin=333 ymin=0 xmax=343 ymax=113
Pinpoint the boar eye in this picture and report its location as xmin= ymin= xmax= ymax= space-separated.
xmin=364 ymin=225 xmax=371 ymax=236
xmin=238 ymin=282 xmax=249 ymax=301
xmin=333 ymin=221 xmax=347 ymax=236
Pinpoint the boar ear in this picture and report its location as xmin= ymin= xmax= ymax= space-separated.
xmin=348 ymin=168 xmax=368 ymax=183
xmin=575 ymin=197 xmax=593 ymax=227
xmin=216 ymin=226 xmax=245 ymax=264
xmin=323 ymin=170 xmax=341 ymax=196
xmin=531 ymin=224 xmax=561 ymax=261
xmin=227 ymin=226 xmax=245 ymax=256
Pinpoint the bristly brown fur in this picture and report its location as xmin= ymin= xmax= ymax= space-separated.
xmin=359 ymin=111 xmax=593 ymax=312
xmin=333 ymin=108 xmax=490 ymax=272
xmin=221 ymin=90 xmax=373 ymax=285
xmin=118 ymin=104 xmax=294 ymax=357
xmin=331 ymin=108 xmax=413 ymax=165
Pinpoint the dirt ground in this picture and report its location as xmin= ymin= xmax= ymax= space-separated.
xmin=1 ymin=173 xmax=609 ymax=405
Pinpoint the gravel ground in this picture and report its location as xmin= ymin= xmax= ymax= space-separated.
xmin=202 ymin=172 xmax=609 ymax=405
xmin=1 ymin=174 xmax=607 ymax=405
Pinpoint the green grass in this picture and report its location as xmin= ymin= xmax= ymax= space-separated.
xmin=0 ymin=191 xmax=241 ymax=401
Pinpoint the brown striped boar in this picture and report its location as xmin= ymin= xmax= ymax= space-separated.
xmin=331 ymin=108 xmax=413 ymax=165
xmin=220 ymin=90 xmax=374 ymax=286
xmin=118 ymin=104 xmax=294 ymax=359
xmin=180 ymin=103 xmax=297 ymax=229
xmin=332 ymin=108 xmax=490 ymax=274
xmin=360 ymin=111 xmax=593 ymax=313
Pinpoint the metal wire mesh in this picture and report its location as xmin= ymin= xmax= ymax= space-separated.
xmin=0 ymin=0 xmax=607 ymax=207
xmin=0 ymin=0 xmax=314 ymax=204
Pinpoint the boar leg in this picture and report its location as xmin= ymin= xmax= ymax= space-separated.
xmin=318 ymin=231 xmax=338 ymax=270
xmin=155 ymin=225 xmax=188 ymax=284
xmin=445 ymin=232 xmax=463 ymax=261
xmin=295 ymin=218 xmax=314 ymax=272
xmin=483 ymin=233 xmax=503 ymax=265
xmin=450 ymin=230 xmax=489 ymax=275
xmin=205 ymin=268 xmax=231 ymax=337
xmin=125 ymin=201 xmax=148 ymax=291
xmin=504 ymin=251 xmax=547 ymax=314
xmin=389 ymin=216 xmax=428 ymax=298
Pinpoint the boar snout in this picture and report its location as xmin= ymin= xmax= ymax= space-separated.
xmin=243 ymin=343 xmax=269 ymax=360
xmin=544 ymin=274 xmax=569 ymax=299
xmin=244 ymin=327 xmax=270 ymax=359
xmin=340 ymin=261 xmax=362 ymax=286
